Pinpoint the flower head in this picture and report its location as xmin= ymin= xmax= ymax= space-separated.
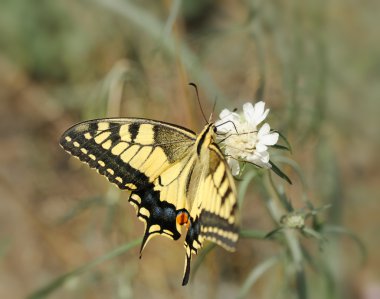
xmin=215 ymin=101 xmax=279 ymax=175
xmin=281 ymin=212 xmax=305 ymax=229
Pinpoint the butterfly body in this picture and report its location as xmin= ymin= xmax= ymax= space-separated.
xmin=60 ymin=118 xmax=238 ymax=285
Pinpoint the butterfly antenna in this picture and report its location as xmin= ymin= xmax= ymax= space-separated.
xmin=189 ymin=82 xmax=208 ymax=124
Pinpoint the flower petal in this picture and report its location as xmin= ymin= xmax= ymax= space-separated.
xmin=258 ymin=123 xmax=270 ymax=137
xmin=260 ymin=132 xmax=279 ymax=146
xmin=217 ymin=101 xmax=277 ymax=171
xmin=255 ymin=142 xmax=268 ymax=152
xmin=259 ymin=151 xmax=270 ymax=163
xmin=243 ymin=102 xmax=255 ymax=123
xmin=252 ymin=101 xmax=269 ymax=125
xmin=215 ymin=109 xmax=240 ymax=133
xmin=247 ymin=150 xmax=270 ymax=167
xmin=219 ymin=109 xmax=233 ymax=120
xmin=227 ymin=158 xmax=240 ymax=176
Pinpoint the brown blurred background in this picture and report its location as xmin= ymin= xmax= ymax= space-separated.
xmin=0 ymin=1 xmax=379 ymax=298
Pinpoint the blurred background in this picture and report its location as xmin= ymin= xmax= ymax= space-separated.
xmin=0 ymin=0 xmax=379 ymax=298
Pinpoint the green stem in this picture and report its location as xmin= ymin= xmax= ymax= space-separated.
xmin=265 ymin=171 xmax=307 ymax=299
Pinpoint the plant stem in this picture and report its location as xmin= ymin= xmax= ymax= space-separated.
xmin=265 ymin=171 xmax=307 ymax=299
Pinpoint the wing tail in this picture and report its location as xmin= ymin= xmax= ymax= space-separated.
xmin=182 ymin=247 xmax=192 ymax=286
xmin=129 ymin=189 xmax=182 ymax=257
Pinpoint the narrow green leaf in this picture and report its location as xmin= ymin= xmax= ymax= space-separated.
xmin=295 ymin=267 xmax=308 ymax=299
xmin=265 ymin=227 xmax=283 ymax=239
xmin=271 ymin=156 xmax=307 ymax=188
xmin=269 ymin=160 xmax=292 ymax=184
xmin=268 ymin=171 xmax=293 ymax=212
xmin=301 ymin=227 xmax=324 ymax=241
xmin=272 ymin=144 xmax=291 ymax=151
xmin=238 ymin=170 xmax=257 ymax=207
xmin=91 ymin=0 xmax=225 ymax=102
xmin=323 ymin=225 xmax=367 ymax=265
xmin=57 ymin=196 xmax=105 ymax=225
xmin=273 ymin=130 xmax=293 ymax=153
xmin=191 ymin=243 xmax=216 ymax=282
xmin=27 ymin=238 xmax=142 ymax=299
xmin=236 ymin=255 xmax=281 ymax=299
xmin=239 ymin=229 xmax=268 ymax=239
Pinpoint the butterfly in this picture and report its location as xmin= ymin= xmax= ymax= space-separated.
xmin=60 ymin=117 xmax=239 ymax=285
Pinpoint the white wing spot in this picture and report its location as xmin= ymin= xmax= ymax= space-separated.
xmin=126 ymin=183 xmax=137 ymax=190
xmin=131 ymin=193 xmax=141 ymax=203
xmin=139 ymin=207 xmax=150 ymax=218
xmin=149 ymin=224 xmax=161 ymax=233
xmin=163 ymin=229 xmax=174 ymax=236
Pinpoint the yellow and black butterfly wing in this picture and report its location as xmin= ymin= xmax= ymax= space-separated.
xmin=182 ymin=143 xmax=239 ymax=285
xmin=60 ymin=118 xmax=239 ymax=285
xmin=60 ymin=118 xmax=196 ymax=248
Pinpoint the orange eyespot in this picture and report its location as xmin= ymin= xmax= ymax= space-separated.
xmin=176 ymin=210 xmax=190 ymax=229
xmin=176 ymin=212 xmax=188 ymax=225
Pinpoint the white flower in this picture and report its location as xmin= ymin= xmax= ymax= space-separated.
xmin=215 ymin=101 xmax=279 ymax=175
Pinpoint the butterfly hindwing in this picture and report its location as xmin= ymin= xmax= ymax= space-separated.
xmin=182 ymin=143 xmax=239 ymax=285
xmin=198 ymin=145 xmax=238 ymax=249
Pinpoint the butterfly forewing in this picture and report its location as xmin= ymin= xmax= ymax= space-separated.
xmin=60 ymin=118 xmax=195 ymax=188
